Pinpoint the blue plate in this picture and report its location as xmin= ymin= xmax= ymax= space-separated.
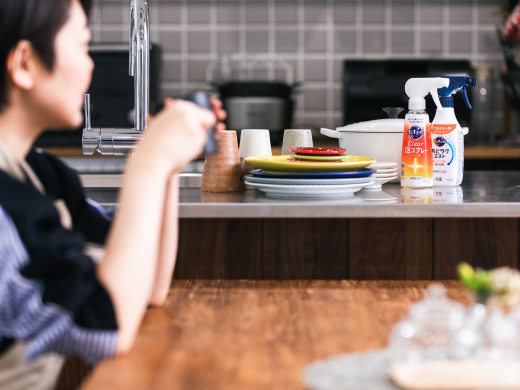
xmin=251 ymin=168 xmax=376 ymax=179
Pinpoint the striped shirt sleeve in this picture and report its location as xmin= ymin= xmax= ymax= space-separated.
xmin=0 ymin=206 xmax=118 ymax=364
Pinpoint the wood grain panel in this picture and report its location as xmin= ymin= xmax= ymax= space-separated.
xmin=175 ymin=218 xmax=518 ymax=281
xmin=176 ymin=219 xmax=228 ymax=279
xmin=263 ymin=219 xmax=314 ymax=279
xmin=434 ymin=218 xmax=518 ymax=279
xmin=349 ymin=219 xmax=433 ymax=280
xmin=226 ymin=219 xmax=263 ymax=279
xmin=263 ymin=219 xmax=348 ymax=279
xmin=309 ymin=219 xmax=348 ymax=279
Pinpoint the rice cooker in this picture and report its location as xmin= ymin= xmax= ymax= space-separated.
xmin=218 ymin=81 xmax=298 ymax=145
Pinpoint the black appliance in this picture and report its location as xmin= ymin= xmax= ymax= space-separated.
xmin=343 ymin=60 xmax=474 ymax=127
xmin=35 ymin=43 xmax=161 ymax=147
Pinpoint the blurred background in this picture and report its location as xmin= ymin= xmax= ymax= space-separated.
xmin=40 ymin=1 xmax=513 ymax=150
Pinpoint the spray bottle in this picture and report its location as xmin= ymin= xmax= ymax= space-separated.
xmin=401 ymin=78 xmax=449 ymax=188
xmin=431 ymin=77 xmax=476 ymax=186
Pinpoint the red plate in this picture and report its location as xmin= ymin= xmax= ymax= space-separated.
xmin=289 ymin=147 xmax=347 ymax=156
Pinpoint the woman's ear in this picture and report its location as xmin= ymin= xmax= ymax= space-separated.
xmin=6 ymin=40 xmax=37 ymax=91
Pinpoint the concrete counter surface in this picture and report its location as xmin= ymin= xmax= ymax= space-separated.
xmin=84 ymin=171 xmax=520 ymax=219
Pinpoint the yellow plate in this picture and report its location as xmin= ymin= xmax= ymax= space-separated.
xmin=244 ymin=155 xmax=377 ymax=173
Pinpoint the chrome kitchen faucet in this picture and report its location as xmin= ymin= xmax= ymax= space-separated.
xmin=83 ymin=0 xmax=149 ymax=155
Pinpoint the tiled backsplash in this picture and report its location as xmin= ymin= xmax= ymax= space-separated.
xmin=89 ymin=0 xmax=503 ymax=129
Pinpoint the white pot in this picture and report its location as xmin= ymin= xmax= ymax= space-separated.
xmin=320 ymin=118 xmax=404 ymax=167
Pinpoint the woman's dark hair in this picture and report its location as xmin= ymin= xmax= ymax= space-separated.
xmin=0 ymin=0 xmax=91 ymax=112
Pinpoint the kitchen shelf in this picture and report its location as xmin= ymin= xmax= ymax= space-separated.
xmin=464 ymin=146 xmax=520 ymax=159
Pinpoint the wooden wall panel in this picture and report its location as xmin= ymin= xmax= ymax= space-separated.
xmin=176 ymin=219 xmax=228 ymax=279
xmin=263 ymin=219 xmax=348 ymax=280
xmin=263 ymin=219 xmax=316 ymax=280
xmin=226 ymin=219 xmax=263 ymax=279
xmin=434 ymin=218 xmax=518 ymax=279
xmin=175 ymin=218 xmax=518 ymax=281
xmin=309 ymin=219 xmax=348 ymax=279
xmin=349 ymin=219 xmax=433 ymax=280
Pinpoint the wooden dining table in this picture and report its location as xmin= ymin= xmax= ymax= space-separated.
xmin=80 ymin=280 xmax=470 ymax=390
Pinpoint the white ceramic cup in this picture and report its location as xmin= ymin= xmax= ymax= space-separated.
xmin=281 ymin=129 xmax=313 ymax=155
xmin=239 ymin=129 xmax=272 ymax=158
xmin=239 ymin=129 xmax=272 ymax=176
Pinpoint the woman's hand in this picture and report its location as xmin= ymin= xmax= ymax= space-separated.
xmin=160 ymin=96 xmax=227 ymax=131
xmin=135 ymin=100 xmax=216 ymax=175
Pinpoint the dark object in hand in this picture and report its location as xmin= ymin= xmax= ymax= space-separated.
xmin=156 ymin=91 xmax=218 ymax=155
xmin=184 ymin=91 xmax=218 ymax=155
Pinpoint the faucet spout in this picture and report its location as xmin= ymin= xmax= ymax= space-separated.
xmin=130 ymin=0 xmax=149 ymax=132
xmin=129 ymin=0 xmax=136 ymax=76
xmin=82 ymin=0 xmax=151 ymax=156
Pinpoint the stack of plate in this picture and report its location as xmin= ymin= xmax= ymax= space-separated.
xmin=363 ymin=162 xmax=399 ymax=189
xmin=243 ymin=147 xmax=377 ymax=199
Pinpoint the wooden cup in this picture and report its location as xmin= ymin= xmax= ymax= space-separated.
xmin=202 ymin=130 xmax=244 ymax=192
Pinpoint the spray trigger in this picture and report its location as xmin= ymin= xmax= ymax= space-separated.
xmin=438 ymin=76 xmax=476 ymax=109
xmin=460 ymin=78 xmax=477 ymax=109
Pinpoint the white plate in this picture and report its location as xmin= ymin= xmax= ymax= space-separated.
xmin=375 ymin=168 xmax=398 ymax=174
xmin=244 ymin=180 xmax=374 ymax=198
xmin=244 ymin=175 xmax=374 ymax=186
xmin=362 ymin=176 xmax=398 ymax=189
xmin=368 ymin=162 xmax=398 ymax=170
xmin=373 ymin=172 xmax=398 ymax=178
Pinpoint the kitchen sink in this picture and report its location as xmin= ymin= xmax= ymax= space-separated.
xmin=81 ymin=171 xmax=202 ymax=207
xmin=79 ymin=173 xmax=202 ymax=188
xmin=61 ymin=157 xmax=205 ymax=175
xmin=63 ymin=156 xmax=204 ymax=188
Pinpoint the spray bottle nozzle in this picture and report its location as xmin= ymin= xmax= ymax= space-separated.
xmin=405 ymin=78 xmax=450 ymax=111
xmin=438 ymin=76 xmax=476 ymax=109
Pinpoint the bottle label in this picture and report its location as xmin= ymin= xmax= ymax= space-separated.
xmin=432 ymin=123 xmax=461 ymax=186
xmin=430 ymin=124 xmax=457 ymax=135
xmin=401 ymin=114 xmax=433 ymax=187
xmin=432 ymin=136 xmax=453 ymax=162
xmin=408 ymin=126 xmax=424 ymax=140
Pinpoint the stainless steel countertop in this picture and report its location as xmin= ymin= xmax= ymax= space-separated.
xmin=84 ymin=171 xmax=520 ymax=219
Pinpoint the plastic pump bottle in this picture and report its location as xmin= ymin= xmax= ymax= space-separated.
xmin=431 ymin=76 xmax=476 ymax=186
xmin=401 ymin=78 xmax=449 ymax=188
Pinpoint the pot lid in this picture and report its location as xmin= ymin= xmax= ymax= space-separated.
xmin=336 ymin=118 xmax=404 ymax=133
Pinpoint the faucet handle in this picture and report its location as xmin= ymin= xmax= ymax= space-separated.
xmin=84 ymin=93 xmax=91 ymax=130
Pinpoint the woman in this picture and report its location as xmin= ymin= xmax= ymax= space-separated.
xmin=0 ymin=0 xmax=224 ymax=388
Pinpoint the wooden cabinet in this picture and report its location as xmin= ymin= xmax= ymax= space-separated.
xmin=175 ymin=218 xmax=519 ymax=280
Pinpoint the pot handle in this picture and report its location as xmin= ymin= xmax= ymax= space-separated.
xmin=320 ymin=128 xmax=342 ymax=139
